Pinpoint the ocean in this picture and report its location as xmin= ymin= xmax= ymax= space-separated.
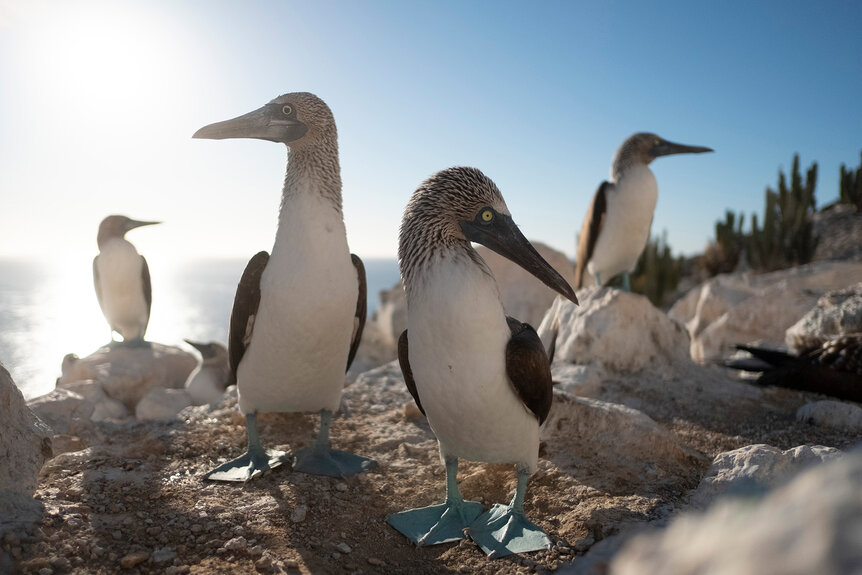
xmin=0 ymin=257 xmax=401 ymax=400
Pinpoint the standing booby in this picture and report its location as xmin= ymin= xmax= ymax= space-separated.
xmin=93 ymin=215 xmax=160 ymax=344
xmin=184 ymin=339 xmax=230 ymax=405
xmin=388 ymin=167 xmax=578 ymax=558
xmin=574 ymin=133 xmax=712 ymax=291
xmin=194 ymin=92 xmax=374 ymax=481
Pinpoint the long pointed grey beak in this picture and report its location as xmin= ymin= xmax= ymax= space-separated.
xmin=184 ymin=339 xmax=216 ymax=359
xmin=460 ymin=214 xmax=578 ymax=305
xmin=653 ymin=139 xmax=713 ymax=158
xmin=126 ymin=219 xmax=161 ymax=232
xmin=193 ymin=106 xmax=307 ymax=143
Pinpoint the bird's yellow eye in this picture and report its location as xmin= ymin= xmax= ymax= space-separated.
xmin=282 ymin=105 xmax=293 ymax=115
xmin=481 ymin=209 xmax=494 ymax=222
xmin=653 ymin=138 xmax=660 ymax=146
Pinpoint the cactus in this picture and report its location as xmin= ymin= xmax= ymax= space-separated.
xmin=747 ymin=154 xmax=818 ymax=271
xmin=702 ymin=210 xmax=745 ymax=275
xmin=628 ymin=231 xmax=683 ymax=308
xmin=839 ymin=151 xmax=862 ymax=211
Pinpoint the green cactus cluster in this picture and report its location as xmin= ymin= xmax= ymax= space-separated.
xmin=627 ymin=231 xmax=683 ymax=308
xmin=839 ymin=151 xmax=862 ymax=211
xmin=702 ymin=210 xmax=745 ymax=276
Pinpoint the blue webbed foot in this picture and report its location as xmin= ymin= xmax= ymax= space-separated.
xmin=388 ymin=499 xmax=484 ymax=546
xmin=293 ymin=447 xmax=377 ymax=477
xmin=203 ymin=448 xmax=290 ymax=482
xmin=467 ymin=503 xmax=552 ymax=558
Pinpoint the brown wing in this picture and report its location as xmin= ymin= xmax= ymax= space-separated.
xmin=505 ymin=316 xmax=553 ymax=424
xmin=574 ymin=181 xmax=610 ymax=288
xmin=397 ymin=329 xmax=425 ymax=415
xmin=228 ymin=251 xmax=269 ymax=382
xmin=141 ymin=255 xmax=152 ymax=335
xmin=346 ymin=254 xmax=367 ymax=372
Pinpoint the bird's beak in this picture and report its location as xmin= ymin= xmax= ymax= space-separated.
xmin=126 ymin=219 xmax=161 ymax=232
xmin=652 ymin=139 xmax=713 ymax=158
xmin=460 ymin=215 xmax=578 ymax=305
xmin=184 ymin=339 xmax=213 ymax=358
xmin=193 ymin=106 xmax=308 ymax=143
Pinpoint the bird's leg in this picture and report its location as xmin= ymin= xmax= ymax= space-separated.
xmin=203 ymin=412 xmax=290 ymax=482
xmin=621 ymin=271 xmax=631 ymax=292
xmin=594 ymin=271 xmax=602 ymax=287
xmin=466 ymin=465 xmax=552 ymax=558
xmin=293 ymin=409 xmax=376 ymax=477
xmin=387 ymin=456 xmax=484 ymax=546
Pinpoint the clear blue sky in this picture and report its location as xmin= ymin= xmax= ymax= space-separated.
xmin=1 ymin=0 xmax=860 ymax=264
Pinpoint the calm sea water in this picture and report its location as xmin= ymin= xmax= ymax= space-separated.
xmin=0 ymin=257 xmax=400 ymax=400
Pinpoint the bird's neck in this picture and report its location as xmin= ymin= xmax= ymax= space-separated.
xmin=401 ymin=241 xmax=493 ymax=304
xmin=281 ymin=140 xmax=343 ymax=214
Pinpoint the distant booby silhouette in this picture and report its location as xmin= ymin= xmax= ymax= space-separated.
xmin=93 ymin=215 xmax=160 ymax=344
xmin=194 ymin=92 xmax=374 ymax=481
xmin=574 ymin=133 xmax=712 ymax=291
xmin=388 ymin=167 xmax=578 ymax=558
xmin=726 ymin=334 xmax=862 ymax=402
xmin=184 ymin=339 xmax=230 ymax=405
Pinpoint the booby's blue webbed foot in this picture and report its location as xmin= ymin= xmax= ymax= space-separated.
xmin=387 ymin=499 xmax=484 ymax=546
xmin=293 ymin=446 xmax=377 ymax=477
xmin=293 ymin=409 xmax=377 ymax=477
xmin=203 ymin=447 xmax=290 ymax=482
xmin=621 ymin=271 xmax=631 ymax=292
xmin=466 ymin=502 xmax=552 ymax=558
xmin=203 ymin=412 xmax=289 ymax=482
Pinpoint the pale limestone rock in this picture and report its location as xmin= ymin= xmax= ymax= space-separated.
xmin=687 ymin=443 xmax=842 ymax=510
xmin=475 ymin=242 xmax=575 ymax=328
xmin=59 ymin=342 xmax=196 ymax=410
xmin=136 ymin=388 xmax=193 ymax=422
xmin=785 ymin=282 xmax=862 ymax=353
xmin=537 ymin=288 xmax=690 ymax=374
xmin=612 ymin=450 xmax=862 ymax=575
xmin=669 ymin=262 xmax=862 ymax=362
xmin=796 ymin=400 xmax=862 ymax=432
xmin=27 ymin=388 xmax=94 ymax=435
xmin=1 ymin=364 xmax=52 ymax=535
xmin=62 ymin=380 xmax=129 ymax=421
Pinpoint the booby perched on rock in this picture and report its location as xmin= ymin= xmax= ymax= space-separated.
xmin=388 ymin=167 xmax=578 ymax=558
xmin=93 ymin=215 xmax=160 ymax=344
xmin=194 ymin=92 xmax=374 ymax=481
xmin=574 ymin=133 xmax=712 ymax=291
xmin=727 ymin=334 xmax=862 ymax=402
xmin=183 ymin=340 xmax=230 ymax=405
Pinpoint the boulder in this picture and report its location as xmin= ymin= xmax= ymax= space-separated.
xmin=537 ymin=288 xmax=690 ymax=374
xmin=797 ymin=400 xmax=862 ymax=433
xmin=0 ymin=363 xmax=52 ymax=535
xmin=687 ymin=443 xmax=842 ymax=510
xmin=668 ymin=262 xmax=862 ymax=362
xmin=612 ymin=450 xmax=862 ymax=575
xmin=785 ymin=282 xmax=862 ymax=353
xmin=135 ymin=388 xmax=193 ymax=422
xmin=59 ymin=342 xmax=197 ymax=410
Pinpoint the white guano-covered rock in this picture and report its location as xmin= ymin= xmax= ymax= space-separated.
xmin=669 ymin=261 xmax=862 ymax=362
xmin=785 ymin=282 xmax=862 ymax=353
xmin=136 ymin=388 xmax=193 ymax=422
xmin=687 ymin=443 xmax=842 ymax=510
xmin=538 ymin=288 xmax=690 ymax=373
xmin=796 ymin=400 xmax=862 ymax=433
xmin=612 ymin=450 xmax=862 ymax=575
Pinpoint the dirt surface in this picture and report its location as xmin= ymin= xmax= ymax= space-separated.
xmin=5 ymin=362 xmax=860 ymax=575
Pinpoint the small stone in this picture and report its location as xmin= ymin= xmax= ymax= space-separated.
xmin=119 ymin=551 xmax=150 ymax=569
xmin=291 ymin=505 xmax=308 ymax=523
xmin=284 ymin=559 xmax=299 ymax=570
xmin=335 ymin=542 xmax=352 ymax=554
xmin=38 ymin=568 xmax=53 ymax=575
xmin=334 ymin=482 xmax=348 ymax=492
xmin=50 ymin=556 xmax=71 ymax=571
xmin=254 ymin=555 xmax=272 ymax=570
xmin=152 ymin=547 xmax=176 ymax=563
xmin=112 ymin=530 xmax=123 ymax=541
xmin=573 ymin=534 xmax=595 ymax=553
xmin=249 ymin=545 xmax=264 ymax=558
xmin=331 ymin=552 xmax=341 ymax=560
xmin=147 ymin=525 xmax=162 ymax=536
xmin=367 ymin=557 xmax=385 ymax=566
xmin=189 ymin=524 xmax=203 ymax=533
xmin=224 ymin=536 xmax=248 ymax=551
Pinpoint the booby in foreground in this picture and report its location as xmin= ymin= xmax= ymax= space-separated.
xmin=388 ymin=167 xmax=579 ymax=558
xmin=574 ymin=133 xmax=712 ymax=291
xmin=194 ymin=92 xmax=374 ymax=481
xmin=93 ymin=215 xmax=160 ymax=344
xmin=725 ymin=334 xmax=862 ymax=402
xmin=184 ymin=339 xmax=230 ymax=405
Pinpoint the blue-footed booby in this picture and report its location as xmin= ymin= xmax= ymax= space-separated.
xmin=574 ymin=133 xmax=712 ymax=291
xmin=388 ymin=167 xmax=578 ymax=558
xmin=193 ymin=92 xmax=374 ymax=482
xmin=93 ymin=215 xmax=160 ymax=344
xmin=184 ymin=340 xmax=230 ymax=405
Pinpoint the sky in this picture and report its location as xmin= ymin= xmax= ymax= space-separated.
xmin=1 ymin=0 xmax=860 ymax=266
